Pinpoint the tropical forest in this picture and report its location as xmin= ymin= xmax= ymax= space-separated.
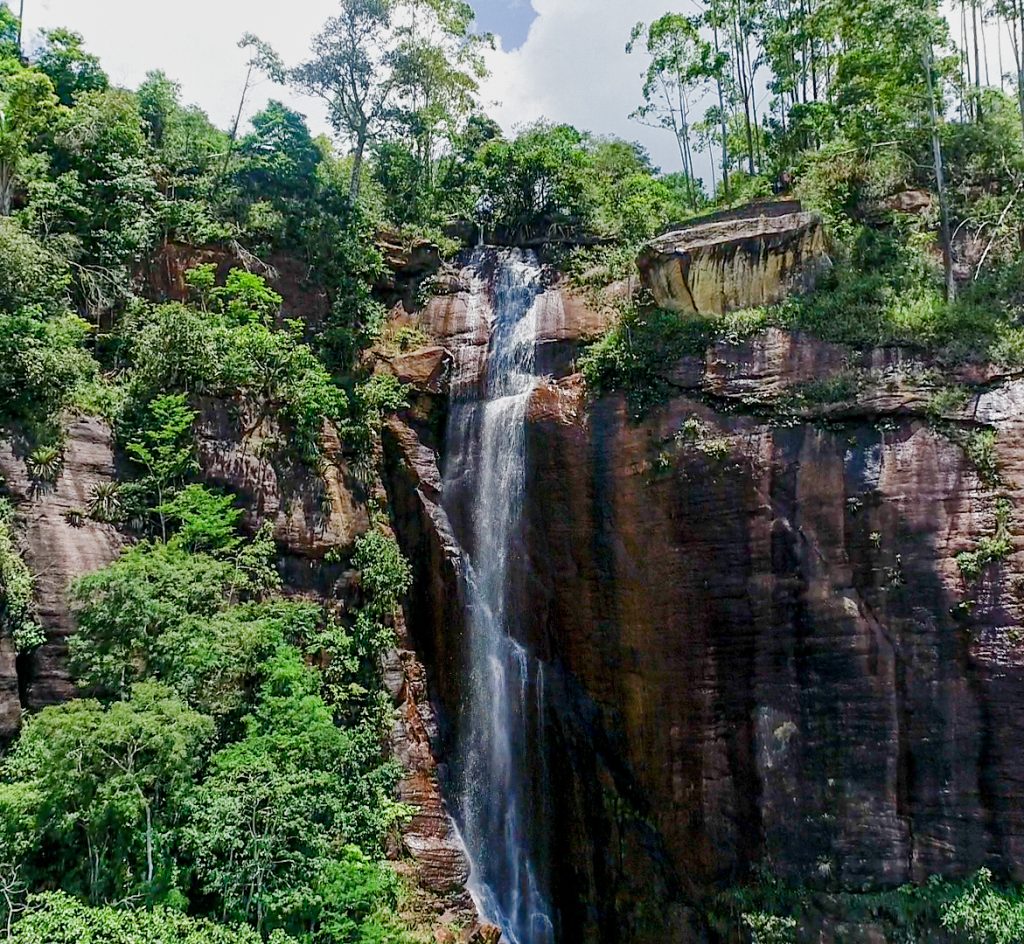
xmin=1 ymin=0 xmax=1024 ymax=942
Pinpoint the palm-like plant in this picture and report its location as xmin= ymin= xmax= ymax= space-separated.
xmin=87 ymin=482 xmax=122 ymax=524
xmin=27 ymin=444 xmax=64 ymax=483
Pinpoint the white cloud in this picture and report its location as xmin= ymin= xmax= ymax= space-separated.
xmin=481 ymin=0 xmax=695 ymax=174
xmin=25 ymin=0 xmax=334 ymax=136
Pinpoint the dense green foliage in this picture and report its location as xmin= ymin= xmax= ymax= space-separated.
xmin=0 ymin=498 xmax=44 ymax=654
xmin=3 ymin=498 xmax=416 ymax=941
xmin=10 ymin=893 xmax=265 ymax=944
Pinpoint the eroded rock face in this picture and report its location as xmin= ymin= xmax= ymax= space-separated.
xmin=0 ymin=417 xmax=126 ymax=734
xmin=194 ymin=398 xmax=370 ymax=562
xmin=0 ymin=635 xmax=18 ymax=742
xmin=639 ymin=204 xmax=828 ymax=316
xmin=385 ymin=310 xmax=1024 ymax=942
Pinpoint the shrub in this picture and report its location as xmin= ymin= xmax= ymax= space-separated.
xmin=941 ymin=868 xmax=1024 ymax=944
xmin=956 ymin=498 xmax=1014 ymax=584
xmin=0 ymin=498 xmax=43 ymax=653
xmin=579 ymin=302 xmax=713 ymax=414
xmin=10 ymin=893 xmax=266 ymax=944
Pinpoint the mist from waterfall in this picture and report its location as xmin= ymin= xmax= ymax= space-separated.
xmin=441 ymin=248 xmax=555 ymax=944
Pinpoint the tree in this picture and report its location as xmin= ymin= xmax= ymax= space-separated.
xmin=291 ymin=0 xmax=399 ymax=201
xmin=292 ymin=0 xmax=483 ymax=202
xmin=0 ymin=4 xmax=19 ymax=61
xmin=1 ymin=684 xmax=214 ymax=905
xmin=70 ymin=541 xmax=236 ymax=699
xmin=0 ymin=65 xmax=58 ymax=215
xmin=123 ymin=394 xmax=199 ymax=540
xmin=223 ymin=34 xmax=285 ymax=178
xmin=627 ymin=14 xmax=720 ymax=202
xmin=0 ymin=497 xmax=43 ymax=656
xmin=136 ymin=70 xmax=181 ymax=148
xmin=925 ymin=38 xmax=956 ymax=300
xmin=387 ymin=0 xmax=487 ymax=199
xmin=33 ymin=28 xmax=108 ymax=105
xmin=475 ymin=123 xmax=597 ymax=241
xmin=237 ymin=101 xmax=322 ymax=207
xmin=826 ymin=0 xmax=948 ymax=144
xmin=185 ymin=648 xmax=406 ymax=938
xmin=0 ymin=219 xmax=96 ymax=426
xmin=33 ymin=88 xmax=160 ymax=310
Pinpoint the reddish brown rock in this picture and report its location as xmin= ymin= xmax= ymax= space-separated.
xmin=378 ymin=346 xmax=449 ymax=395
xmin=0 ymin=417 xmax=126 ymax=726
xmin=386 ymin=304 xmax=1024 ymax=941
xmin=194 ymin=398 xmax=369 ymax=559
xmin=387 ymin=641 xmax=472 ymax=896
xmin=141 ymin=243 xmax=331 ymax=327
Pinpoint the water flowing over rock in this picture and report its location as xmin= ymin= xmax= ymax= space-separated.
xmin=639 ymin=202 xmax=828 ymax=316
xmin=440 ymin=249 xmax=557 ymax=944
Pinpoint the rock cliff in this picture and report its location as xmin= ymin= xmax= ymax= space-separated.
xmin=0 ymin=417 xmax=126 ymax=738
xmin=382 ymin=244 xmax=1024 ymax=942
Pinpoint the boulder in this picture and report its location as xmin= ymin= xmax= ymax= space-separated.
xmin=639 ymin=203 xmax=828 ymax=316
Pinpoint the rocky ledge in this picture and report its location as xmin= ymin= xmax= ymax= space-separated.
xmin=639 ymin=202 xmax=828 ymax=316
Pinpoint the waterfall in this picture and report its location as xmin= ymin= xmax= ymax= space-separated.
xmin=441 ymin=249 xmax=556 ymax=944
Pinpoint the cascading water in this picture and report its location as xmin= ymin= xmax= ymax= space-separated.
xmin=441 ymin=249 xmax=556 ymax=944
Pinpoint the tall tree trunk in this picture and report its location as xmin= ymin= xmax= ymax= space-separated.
xmin=0 ymin=162 xmax=13 ymax=217
xmin=713 ymin=23 xmax=731 ymax=199
xmin=959 ymin=2 xmax=969 ymax=121
xmin=972 ymin=0 xmax=983 ymax=117
xmin=732 ymin=10 xmax=756 ymax=174
xmin=222 ymin=63 xmax=254 ymax=178
xmin=1017 ymin=0 xmax=1024 ymax=135
xmin=145 ymin=804 xmax=154 ymax=886
xmin=925 ymin=42 xmax=957 ymax=301
xmin=349 ymin=133 xmax=367 ymax=203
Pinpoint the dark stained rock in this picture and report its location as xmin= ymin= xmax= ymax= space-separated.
xmin=0 ymin=634 xmax=18 ymax=742
xmin=386 ymin=294 xmax=1024 ymax=941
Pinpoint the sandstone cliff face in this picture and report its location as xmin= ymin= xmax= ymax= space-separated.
xmin=639 ymin=205 xmax=827 ymax=316
xmin=0 ymin=417 xmax=126 ymax=739
xmin=523 ymin=370 xmax=1023 ymax=903
xmin=383 ymin=250 xmax=1024 ymax=942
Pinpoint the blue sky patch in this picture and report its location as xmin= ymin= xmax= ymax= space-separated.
xmin=471 ymin=0 xmax=536 ymax=49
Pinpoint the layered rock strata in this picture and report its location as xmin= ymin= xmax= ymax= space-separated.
xmin=383 ymin=251 xmax=1024 ymax=942
xmin=639 ymin=206 xmax=827 ymax=316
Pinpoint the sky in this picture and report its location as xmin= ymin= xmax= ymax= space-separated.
xmin=17 ymin=0 xmax=1021 ymax=185
xmin=19 ymin=0 xmax=696 ymax=173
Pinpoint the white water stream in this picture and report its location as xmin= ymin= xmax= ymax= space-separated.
xmin=441 ymin=249 xmax=556 ymax=944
